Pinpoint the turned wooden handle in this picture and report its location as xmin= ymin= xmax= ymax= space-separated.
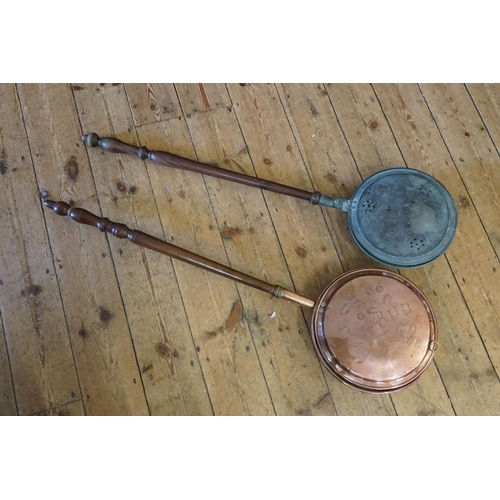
xmin=43 ymin=200 xmax=315 ymax=308
xmin=82 ymin=132 xmax=323 ymax=204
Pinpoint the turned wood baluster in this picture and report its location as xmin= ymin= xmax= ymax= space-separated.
xmin=43 ymin=200 xmax=315 ymax=308
xmin=81 ymin=132 xmax=326 ymax=205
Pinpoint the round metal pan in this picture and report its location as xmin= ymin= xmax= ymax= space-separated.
xmin=311 ymin=268 xmax=437 ymax=393
xmin=82 ymin=134 xmax=458 ymax=269
xmin=342 ymin=168 xmax=457 ymax=269
xmin=44 ymin=201 xmax=439 ymax=394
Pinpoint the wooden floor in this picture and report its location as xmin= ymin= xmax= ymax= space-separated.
xmin=1 ymin=83 xmax=499 ymax=416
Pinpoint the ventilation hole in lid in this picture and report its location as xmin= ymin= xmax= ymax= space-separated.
xmin=363 ymin=200 xmax=375 ymax=212
xmin=409 ymin=237 xmax=426 ymax=252
xmin=419 ymin=185 xmax=432 ymax=197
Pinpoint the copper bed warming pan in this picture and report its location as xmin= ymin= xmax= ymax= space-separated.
xmin=82 ymin=133 xmax=457 ymax=269
xmin=43 ymin=200 xmax=439 ymax=394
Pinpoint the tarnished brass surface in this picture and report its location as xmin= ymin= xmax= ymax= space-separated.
xmin=312 ymin=269 xmax=437 ymax=393
xmin=281 ymin=290 xmax=315 ymax=308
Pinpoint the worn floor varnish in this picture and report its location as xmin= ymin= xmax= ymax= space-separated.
xmin=0 ymin=83 xmax=498 ymax=415
xmin=72 ymin=84 xmax=213 ymax=416
xmin=16 ymin=83 xmax=149 ymax=416
xmin=0 ymin=84 xmax=80 ymax=415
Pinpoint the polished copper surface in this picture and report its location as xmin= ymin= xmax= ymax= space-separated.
xmin=44 ymin=200 xmax=438 ymax=394
xmin=311 ymin=269 xmax=437 ymax=393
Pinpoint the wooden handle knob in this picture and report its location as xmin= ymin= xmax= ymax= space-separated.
xmin=42 ymin=200 xmax=315 ymax=308
xmin=82 ymin=133 xmax=150 ymax=160
xmin=42 ymin=200 xmax=70 ymax=216
xmin=81 ymin=132 xmax=323 ymax=204
xmin=43 ymin=200 xmax=134 ymax=239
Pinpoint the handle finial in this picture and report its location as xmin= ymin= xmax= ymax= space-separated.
xmin=81 ymin=132 xmax=325 ymax=204
xmin=82 ymin=132 xmax=150 ymax=160
xmin=82 ymin=132 xmax=101 ymax=148
xmin=43 ymin=199 xmax=71 ymax=216
xmin=43 ymin=200 xmax=315 ymax=308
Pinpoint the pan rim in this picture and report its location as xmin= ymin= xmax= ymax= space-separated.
xmin=347 ymin=168 xmax=458 ymax=269
xmin=310 ymin=268 xmax=438 ymax=394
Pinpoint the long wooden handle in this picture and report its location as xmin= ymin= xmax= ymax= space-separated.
xmin=82 ymin=132 xmax=326 ymax=204
xmin=43 ymin=200 xmax=315 ymax=308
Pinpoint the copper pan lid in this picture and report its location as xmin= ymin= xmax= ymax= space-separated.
xmin=311 ymin=269 xmax=438 ymax=394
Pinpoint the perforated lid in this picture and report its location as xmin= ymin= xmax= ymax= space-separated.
xmin=348 ymin=168 xmax=457 ymax=268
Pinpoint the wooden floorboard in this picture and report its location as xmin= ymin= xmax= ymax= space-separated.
xmin=0 ymin=84 xmax=81 ymax=415
xmin=280 ymin=83 xmax=453 ymax=416
xmin=175 ymin=84 xmax=335 ymax=415
xmin=135 ymin=120 xmax=276 ymax=415
xmin=72 ymin=84 xmax=213 ymax=416
xmin=0 ymin=83 xmax=498 ymax=415
xmin=0 ymin=311 xmax=17 ymax=415
xmin=372 ymin=84 xmax=499 ymax=414
xmin=16 ymin=83 xmax=149 ymax=416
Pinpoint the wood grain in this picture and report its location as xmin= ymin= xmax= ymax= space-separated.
xmin=323 ymin=84 xmax=457 ymax=415
xmin=254 ymin=83 xmax=395 ymax=415
xmin=35 ymin=399 xmax=85 ymax=416
xmin=467 ymin=84 xmax=500 ymax=149
xmin=227 ymin=84 xmax=343 ymax=305
xmin=417 ymin=83 xmax=500 ymax=377
xmin=16 ymin=83 xmax=149 ymax=415
xmin=0 ymin=312 xmax=17 ymax=415
xmin=175 ymin=83 xmax=335 ymax=415
xmin=125 ymin=84 xmax=182 ymax=126
xmin=136 ymin=117 xmax=275 ymax=415
xmin=276 ymin=83 xmax=376 ymax=271
xmin=420 ymin=84 xmax=500 ymax=254
xmin=2 ymin=83 xmax=498 ymax=415
xmin=0 ymin=84 xmax=80 ymax=415
xmin=277 ymin=83 xmax=452 ymax=415
xmin=72 ymin=83 xmax=213 ymax=415
xmin=372 ymin=83 xmax=500 ymax=415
